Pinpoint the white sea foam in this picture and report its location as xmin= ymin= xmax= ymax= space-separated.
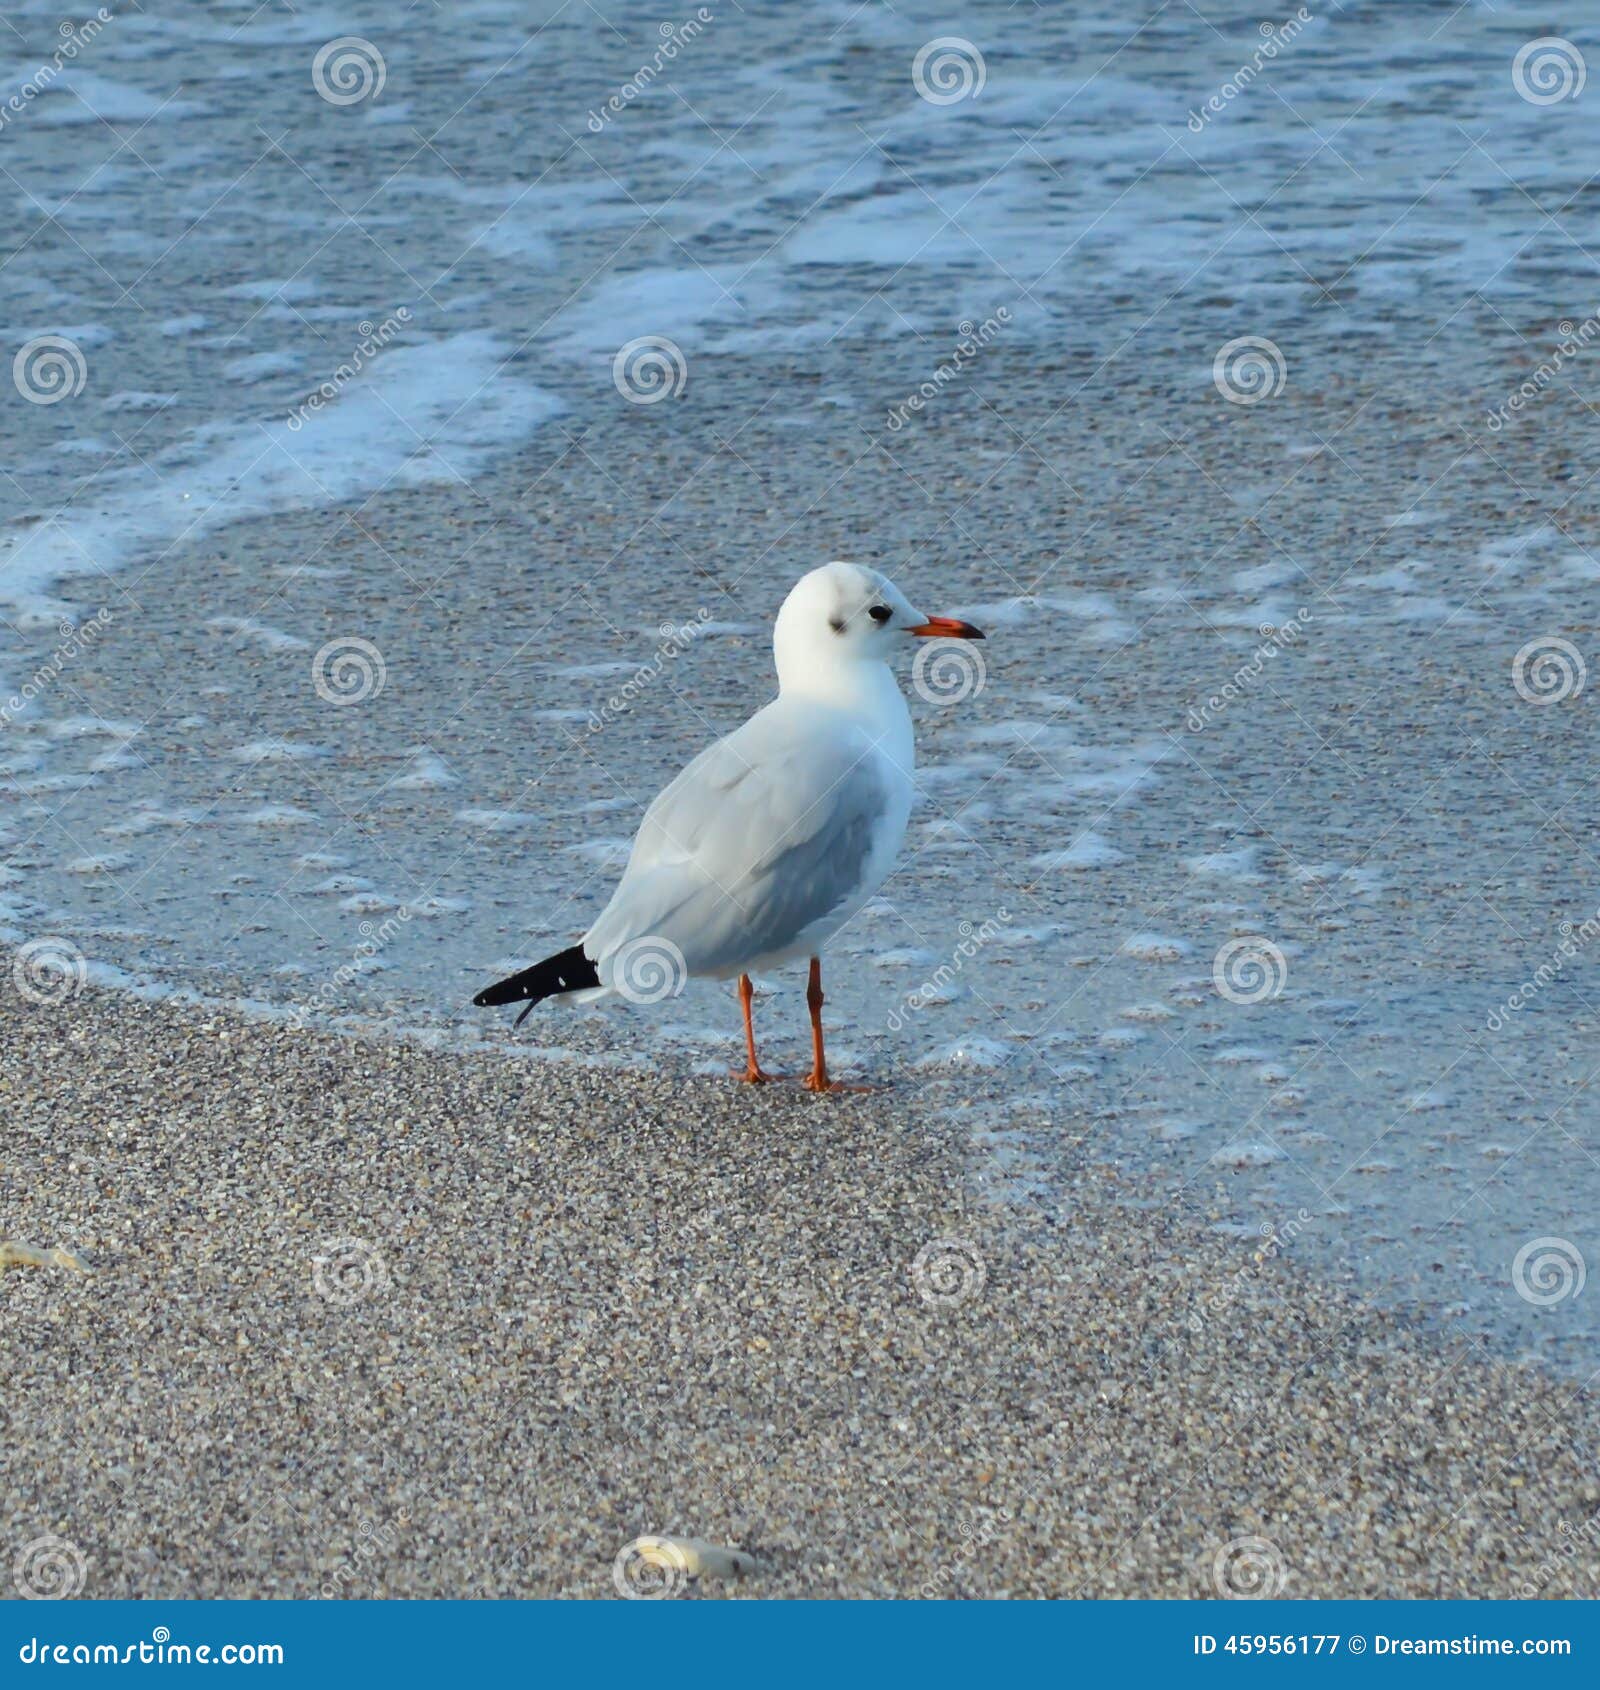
xmin=0 ymin=334 xmax=563 ymax=624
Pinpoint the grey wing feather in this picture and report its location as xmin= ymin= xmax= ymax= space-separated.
xmin=584 ymin=709 xmax=894 ymax=977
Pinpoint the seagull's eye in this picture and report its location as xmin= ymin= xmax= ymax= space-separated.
xmin=868 ymin=605 xmax=893 ymax=624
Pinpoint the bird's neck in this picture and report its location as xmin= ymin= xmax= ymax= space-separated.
xmin=779 ymin=662 xmax=914 ymax=772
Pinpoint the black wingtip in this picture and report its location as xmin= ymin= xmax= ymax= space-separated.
xmin=472 ymin=942 xmax=600 ymax=1021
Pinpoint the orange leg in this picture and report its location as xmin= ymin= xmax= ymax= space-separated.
xmin=802 ymin=957 xmax=880 ymax=1093
xmin=802 ymin=957 xmax=830 ymax=1091
xmin=735 ymin=974 xmax=778 ymax=1083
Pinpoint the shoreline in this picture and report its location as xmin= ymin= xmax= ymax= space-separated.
xmin=3 ymin=971 xmax=1598 ymax=1599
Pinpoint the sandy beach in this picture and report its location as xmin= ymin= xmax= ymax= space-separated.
xmin=5 ymin=0 xmax=1600 ymax=1610
xmin=4 ymin=976 xmax=1598 ymax=1600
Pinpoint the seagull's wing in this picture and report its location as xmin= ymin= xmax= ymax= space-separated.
xmin=584 ymin=701 xmax=897 ymax=979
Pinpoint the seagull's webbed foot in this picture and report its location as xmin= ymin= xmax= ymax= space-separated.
xmin=734 ymin=1064 xmax=786 ymax=1084
xmin=801 ymin=1071 xmax=882 ymax=1094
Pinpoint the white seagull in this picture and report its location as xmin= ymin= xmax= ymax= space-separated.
xmin=473 ymin=562 xmax=985 ymax=1090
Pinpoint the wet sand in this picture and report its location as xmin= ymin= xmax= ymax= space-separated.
xmin=5 ymin=0 xmax=1600 ymax=1374
xmin=3 ymin=977 xmax=1598 ymax=1599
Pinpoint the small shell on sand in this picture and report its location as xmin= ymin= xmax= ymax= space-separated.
xmin=0 ymin=1241 xmax=91 ymax=1273
xmin=627 ymin=1536 xmax=758 ymax=1582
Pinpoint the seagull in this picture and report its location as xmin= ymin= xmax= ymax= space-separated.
xmin=473 ymin=562 xmax=985 ymax=1090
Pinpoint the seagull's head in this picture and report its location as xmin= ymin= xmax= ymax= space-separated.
xmin=773 ymin=562 xmax=984 ymax=690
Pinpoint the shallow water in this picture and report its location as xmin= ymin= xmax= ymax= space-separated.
xmin=3 ymin=0 xmax=1600 ymax=1373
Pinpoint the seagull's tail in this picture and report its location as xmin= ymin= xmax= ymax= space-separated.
xmin=472 ymin=943 xmax=600 ymax=1028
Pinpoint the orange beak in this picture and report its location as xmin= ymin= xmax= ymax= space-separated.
xmin=909 ymin=615 xmax=985 ymax=640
